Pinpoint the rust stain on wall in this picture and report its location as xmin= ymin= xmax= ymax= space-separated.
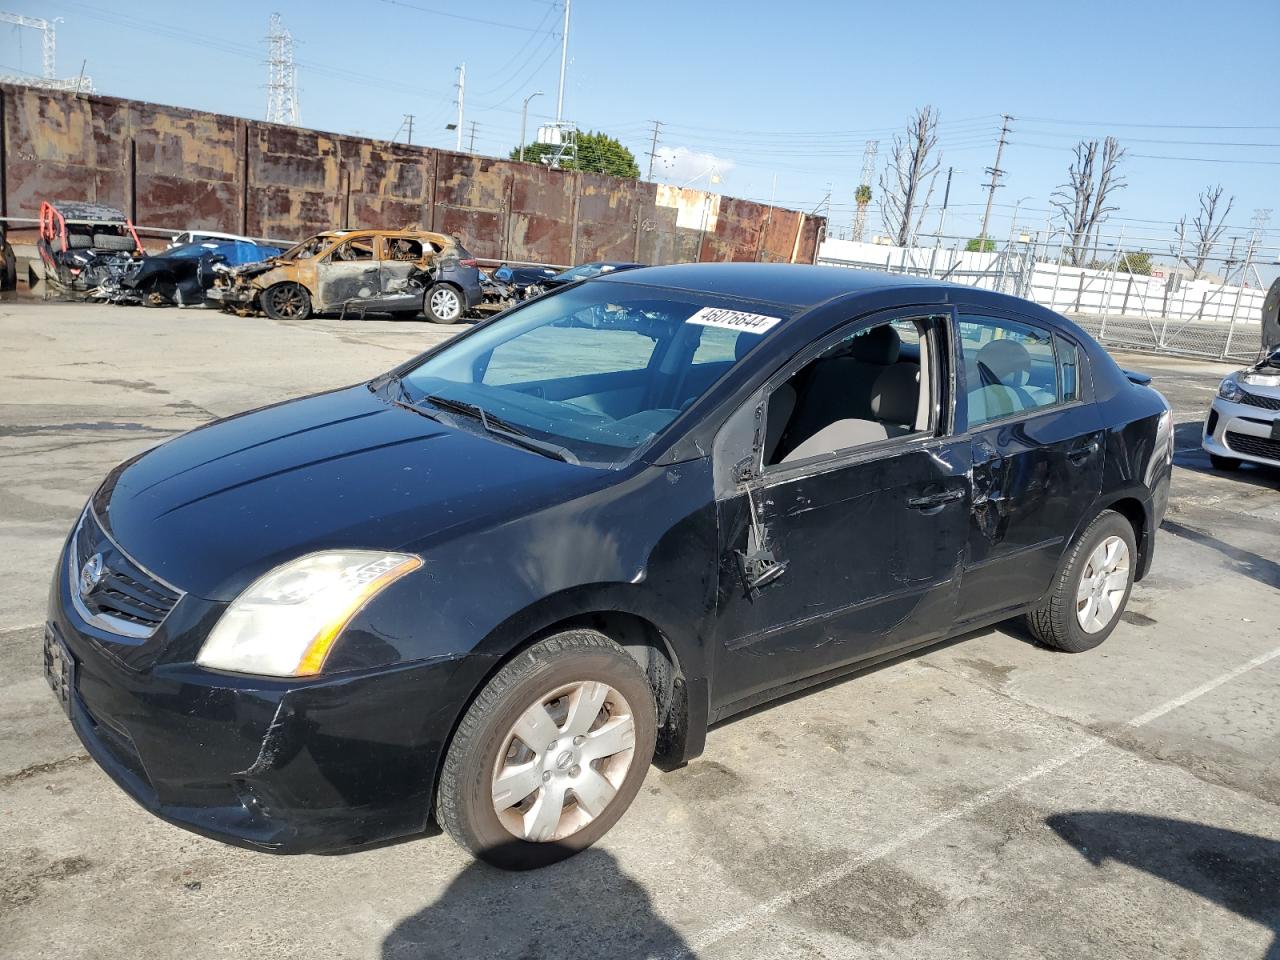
xmin=1 ymin=83 xmax=824 ymax=265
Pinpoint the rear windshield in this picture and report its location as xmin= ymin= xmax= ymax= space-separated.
xmin=398 ymin=281 xmax=791 ymax=464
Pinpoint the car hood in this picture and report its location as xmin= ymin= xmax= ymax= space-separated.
xmin=1231 ymin=358 xmax=1280 ymax=396
xmin=94 ymin=385 xmax=589 ymax=601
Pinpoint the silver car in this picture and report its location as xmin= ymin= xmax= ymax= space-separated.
xmin=1202 ymin=283 xmax=1280 ymax=470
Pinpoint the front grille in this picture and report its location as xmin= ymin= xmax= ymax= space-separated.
xmin=1239 ymin=389 xmax=1280 ymax=411
xmin=1224 ymin=431 xmax=1280 ymax=462
xmin=72 ymin=508 xmax=181 ymax=636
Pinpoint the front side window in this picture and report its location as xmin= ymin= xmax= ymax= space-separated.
xmin=331 ymin=237 xmax=375 ymax=262
xmin=959 ymin=315 xmax=1058 ymax=427
xmin=761 ymin=316 xmax=938 ymax=467
xmin=398 ymin=283 xmax=793 ymax=464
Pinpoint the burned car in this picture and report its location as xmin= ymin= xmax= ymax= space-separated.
xmin=474 ymin=263 xmax=560 ymax=317
xmin=46 ymin=265 xmax=1172 ymax=870
xmin=0 ymin=223 xmax=15 ymax=293
xmin=210 ymin=230 xmax=482 ymax=323
xmin=1202 ymin=276 xmax=1280 ymax=470
xmin=97 ymin=239 xmax=284 ymax=307
xmin=36 ymin=200 xmax=143 ymax=297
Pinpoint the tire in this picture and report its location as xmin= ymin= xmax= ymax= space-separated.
xmin=92 ymin=233 xmax=137 ymax=251
xmin=1209 ymin=453 xmax=1241 ymax=471
xmin=424 ymin=283 xmax=464 ymax=324
xmin=1025 ymin=509 xmax=1137 ymax=653
xmin=260 ymin=282 xmax=312 ymax=321
xmin=141 ymin=277 xmax=175 ymax=307
xmin=435 ymin=629 xmax=657 ymax=870
xmin=1 ymin=243 xmax=16 ymax=292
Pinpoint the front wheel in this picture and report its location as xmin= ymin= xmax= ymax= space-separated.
xmin=260 ymin=282 xmax=312 ymax=321
xmin=435 ymin=630 xmax=657 ymax=870
xmin=424 ymin=284 xmax=464 ymax=324
xmin=1025 ymin=510 xmax=1136 ymax=653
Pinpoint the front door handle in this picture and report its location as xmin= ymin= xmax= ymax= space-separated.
xmin=907 ymin=488 xmax=965 ymax=511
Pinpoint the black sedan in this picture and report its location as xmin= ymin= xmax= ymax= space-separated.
xmin=45 ymin=264 xmax=1172 ymax=869
xmin=99 ymin=239 xmax=284 ymax=307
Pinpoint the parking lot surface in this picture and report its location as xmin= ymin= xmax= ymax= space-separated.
xmin=2 ymin=300 xmax=1277 ymax=960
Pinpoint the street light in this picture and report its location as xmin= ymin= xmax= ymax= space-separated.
xmin=519 ymin=92 xmax=544 ymax=162
xmin=1008 ymin=196 xmax=1033 ymax=243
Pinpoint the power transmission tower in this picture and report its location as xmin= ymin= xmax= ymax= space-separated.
xmin=467 ymin=122 xmax=479 ymax=154
xmin=645 ymin=120 xmax=663 ymax=180
xmin=979 ymin=114 xmax=1012 ymax=241
xmin=0 ymin=12 xmax=94 ymax=91
xmin=852 ymin=139 xmax=878 ymax=242
xmin=265 ymin=12 xmax=299 ymax=125
xmin=453 ymin=63 xmax=466 ymax=152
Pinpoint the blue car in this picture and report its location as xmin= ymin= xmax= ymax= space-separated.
xmin=111 ymin=239 xmax=285 ymax=306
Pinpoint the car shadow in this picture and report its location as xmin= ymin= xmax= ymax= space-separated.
xmin=1047 ymin=812 xmax=1280 ymax=960
xmin=380 ymin=843 xmax=692 ymax=960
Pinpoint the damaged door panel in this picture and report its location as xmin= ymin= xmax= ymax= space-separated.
xmin=952 ymin=312 xmax=1105 ymax=624
xmin=317 ymin=234 xmax=383 ymax=313
xmin=711 ymin=311 xmax=970 ymax=713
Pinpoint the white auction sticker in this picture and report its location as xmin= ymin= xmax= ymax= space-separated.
xmin=686 ymin=307 xmax=783 ymax=334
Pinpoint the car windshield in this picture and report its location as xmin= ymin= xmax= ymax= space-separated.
xmin=554 ymin=263 xmax=618 ymax=283
xmin=397 ymin=282 xmax=790 ymax=464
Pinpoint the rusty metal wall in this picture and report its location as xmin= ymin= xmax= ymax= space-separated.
xmin=0 ymin=83 xmax=824 ymax=264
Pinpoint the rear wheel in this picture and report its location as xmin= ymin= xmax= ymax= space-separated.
xmin=1209 ymin=453 xmax=1241 ymax=471
xmin=435 ymin=630 xmax=656 ymax=870
xmin=1025 ymin=510 xmax=1136 ymax=653
xmin=424 ymin=284 xmax=464 ymax=324
xmin=261 ymin=282 xmax=312 ymax=321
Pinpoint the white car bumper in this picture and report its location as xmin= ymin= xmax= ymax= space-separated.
xmin=1202 ymin=393 xmax=1280 ymax=467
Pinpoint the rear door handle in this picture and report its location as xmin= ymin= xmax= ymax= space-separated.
xmin=1067 ymin=439 xmax=1100 ymax=462
xmin=907 ymin=488 xmax=965 ymax=511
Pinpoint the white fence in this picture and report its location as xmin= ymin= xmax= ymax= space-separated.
xmin=816 ymin=237 xmax=1268 ymax=361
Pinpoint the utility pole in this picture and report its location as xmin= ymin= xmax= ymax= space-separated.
xmin=979 ymin=114 xmax=1012 ymax=242
xmin=936 ymin=166 xmax=954 ymax=239
xmin=468 ymin=121 xmax=478 ymax=155
xmin=555 ymin=0 xmax=571 ymax=123
xmin=454 ymin=63 xmax=465 ymax=152
xmin=645 ymin=120 xmax=663 ymax=180
xmin=403 ymin=114 xmax=414 ymax=145
xmin=519 ymin=91 xmax=544 ymax=162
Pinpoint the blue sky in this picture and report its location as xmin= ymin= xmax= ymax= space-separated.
xmin=5 ymin=0 xmax=1279 ymax=255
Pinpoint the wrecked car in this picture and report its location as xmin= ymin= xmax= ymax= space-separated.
xmin=0 ymin=223 xmax=15 ymax=292
xmin=45 ymin=264 xmax=1173 ymax=871
xmin=210 ymin=229 xmax=482 ymax=323
xmin=167 ymin=229 xmax=257 ymax=249
xmin=96 ymin=239 xmax=284 ymax=307
xmin=528 ymin=260 xmax=645 ymax=297
xmin=1202 ymin=275 xmax=1280 ymax=470
xmin=35 ymin=200 xmax=143 ymax=297
xmin=474 ymin=263 xmax=558 ymax=317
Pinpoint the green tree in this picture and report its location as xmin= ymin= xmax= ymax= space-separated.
xmin=510 ymin=130 xmax=640 ymax=179
xmin=1115 ymin=250 xmax=1152 ymax=275
xmin=965 ymin=235 xmax=995 ymax=252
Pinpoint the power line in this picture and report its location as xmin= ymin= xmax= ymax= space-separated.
xmin=1020 ymin=115 xmax=1280 ymax=131
xmin=369 ymin=0 xmax=561 ymax=34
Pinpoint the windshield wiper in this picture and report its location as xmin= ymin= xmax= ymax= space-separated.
xmin=423 ymin=393 xmax=579 ymax=465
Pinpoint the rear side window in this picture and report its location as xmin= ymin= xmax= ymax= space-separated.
xmin=959 ymin=315 xmax=1059 ymax=427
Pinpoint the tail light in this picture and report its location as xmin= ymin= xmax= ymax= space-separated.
xmin=460 ymin=259 xmax=478 ymax=268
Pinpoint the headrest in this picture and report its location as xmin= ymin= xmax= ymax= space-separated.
xmin=870 ymin=364 xmax=919 ymax=425
xmin=975 ymin=338 xmax=1031 ymax=386
xmin=847 ymin=325 xmax=900 ymax=364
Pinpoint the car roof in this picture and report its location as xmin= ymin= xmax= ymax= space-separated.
xmin=47 ymin=200 xmax=129 ymax=223
xmin=593 ymin=262 xmax=947 ymax=310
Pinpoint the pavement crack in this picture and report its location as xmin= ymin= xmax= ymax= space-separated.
xmin=0 ymin=754 xmax=91 ymax=788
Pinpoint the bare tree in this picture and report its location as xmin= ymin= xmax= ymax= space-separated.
xmin=1172 ymin=185 xmax=1235 ymax=279
xmin=879 ymin=106 xmax=940 ymax=247
xmin=1051 ymin=137 xmax=1126 ymax=266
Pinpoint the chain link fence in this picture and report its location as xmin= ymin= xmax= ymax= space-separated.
xmin=817 ymin=232 xmax=1275 ymax=362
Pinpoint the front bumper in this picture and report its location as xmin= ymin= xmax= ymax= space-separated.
xmin=207 ymin=284 xmax=256 ymax=304
xmin=1202 ymin=396 xmax=1280 ymax=467
xmin=46 ymin=538 xmax=474 ymax=853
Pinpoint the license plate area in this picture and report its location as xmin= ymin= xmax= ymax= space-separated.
xmin=43 ymin=627 xmax=76 ymax=717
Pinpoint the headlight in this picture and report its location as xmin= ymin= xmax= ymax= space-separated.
xmin=196 ymin=551 xmax=421 ymax=677
xmin=1217 ymin=378 xmax=1244 ymax=402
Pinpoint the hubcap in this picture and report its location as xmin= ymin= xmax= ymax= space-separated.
xmin=431 ymin=287 xmax=460 ymax=318
xmin=491 ymin=680 xmax=636 ymax=843
xmin=1076 ymin=535 xmax=1130 ymax=633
